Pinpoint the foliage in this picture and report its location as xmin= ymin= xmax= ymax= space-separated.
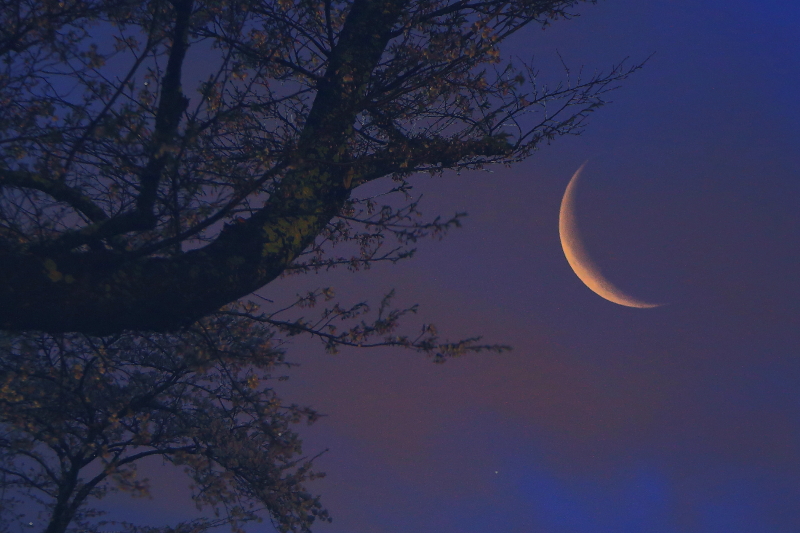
xmin=0 ymin=0 xmax=640 ymax=334
xmin=0 ymin=309 xmax=326 ymax=533
xmin=0 ymin=290 xmax=508 ymax=533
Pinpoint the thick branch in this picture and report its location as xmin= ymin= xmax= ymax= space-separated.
xmin=136 ymin=0 xmax=194 ymax=218
xmin=0 ymin=169 xmax=108 ymax=223
xmin=0 ymin=0 xmax=408 ymax=335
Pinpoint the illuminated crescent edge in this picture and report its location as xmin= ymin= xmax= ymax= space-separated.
xmin=558 ymin=163 xmax=661 ymax=308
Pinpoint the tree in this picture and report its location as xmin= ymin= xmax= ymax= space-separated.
xmin=0 ymin=308 xmax=331 ymax=533
xmin=0 ymin=0 xmax=638 ymax=335
xmin=1 ymin=288 xmax=508 ymax=533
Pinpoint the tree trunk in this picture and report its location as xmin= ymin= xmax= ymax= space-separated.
xmin=43 ymin=469 xmax=79 ymax=533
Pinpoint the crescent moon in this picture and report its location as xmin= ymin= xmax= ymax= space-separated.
xmin=559 ymin=163 xmax=661 ymax=308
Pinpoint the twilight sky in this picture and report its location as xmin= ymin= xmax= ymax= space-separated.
xmin=100 ymin=0 xmax=800 ymax=531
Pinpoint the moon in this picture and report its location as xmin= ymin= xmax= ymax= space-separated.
xmin=559 ymin=163 xmax=662 ymax=308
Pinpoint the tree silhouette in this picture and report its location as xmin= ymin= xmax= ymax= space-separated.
xmin=1 ymin=285 xmax=510 ymax=533
xmin=0 ymin=309 xmax=331 ymax=533
xmin=0 ymin=0 xmax=638 ymax=335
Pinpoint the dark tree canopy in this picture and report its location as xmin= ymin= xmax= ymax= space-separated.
xmin=0 ymin=289 xmax=506 ymax=533
xmin=0 ymin=0 xmax=636 ymax=335
xmin=0 ymin=309 xmax=330 ymax=533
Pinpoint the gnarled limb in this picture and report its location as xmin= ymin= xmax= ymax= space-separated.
xmin=0 ymin=0 xmax=409 ymax=334
xmin=0 ymin=169 xmax=108 ymax=224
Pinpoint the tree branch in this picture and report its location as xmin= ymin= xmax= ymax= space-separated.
xmin=136 ymin=0 xmax=194 ymax=219
xmin=0 ymin=169 xmax=108 ymax=223
xmin=0 ymin=0 xmax=410 ymax=334
xmin=348 ymin=133 xmax=513 ymax=187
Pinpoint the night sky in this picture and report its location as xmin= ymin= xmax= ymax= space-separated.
xmin=99 ymin=0 xmax=800 ymax=531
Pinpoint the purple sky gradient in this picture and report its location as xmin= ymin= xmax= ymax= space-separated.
xmin=93 ymin=0 xmax=800 ymax=531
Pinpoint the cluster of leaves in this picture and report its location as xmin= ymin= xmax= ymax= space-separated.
xmin=0 ymin=0 xmax=636 ymax=264
xmin=0 ymin=309 xmax=328 ymax=533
